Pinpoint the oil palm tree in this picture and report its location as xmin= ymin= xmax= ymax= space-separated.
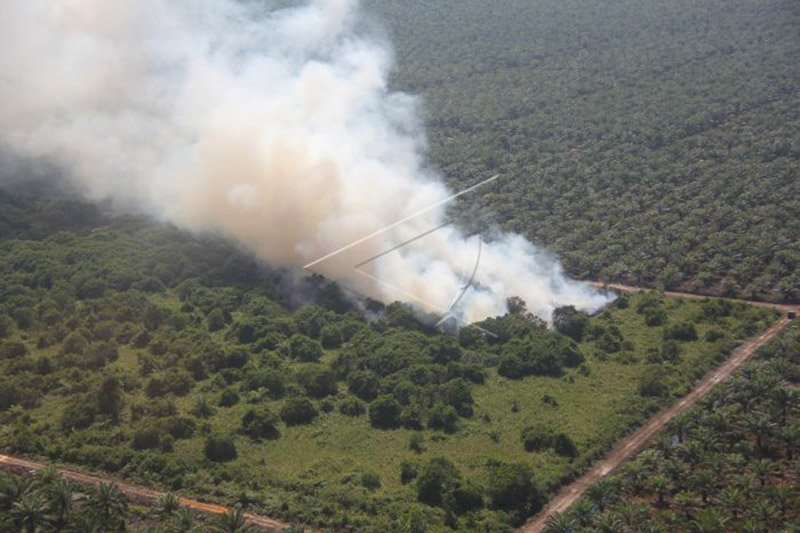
xmin=543 ymin=512 xmax=576 ymax=533
xmin=779 ymin=423 xmax=800 ymax=460
xmin=667 ymin=414 xmax=692 ymax=444
xmin=592 ymin=512 xmax=626 ymax=533
xmin=90 ymin=482 xmax=127 ymax=531
xmin=155 ymin=492 xmax=181 ymax=518
xmin=768 ymin=387 xmax=797 ymax=426
xmin=173 ymin=507 xmax=198 ymax=532
xmin=750 ymin=458 xmax=777 ymax=487
xmin=47 ymin=477 xmax=78 ymax=529
xmin=11 ymin=492 xmax=52 ymax=533
xmin=620 ymin=460 xmax=647 ymax=496
xmin=647 ymin=475 xmax=669 ymax=508
xmin=689 ymin=508 xmax=729 ymax=533
xmin=0 ymin=475 xmax=36 ymax=510
xmin=585 ymin=479 xmax=618 ymax=513
xmin=213 ymin=507 xmax=253 ymax=533
xmin=717 ymin=486 xmax=743 ymax=519
xmin=744 ymin=411 xmax=777 ymax=451
xmin=766 ymin=484 xmax=794 ymax=517
xmin=673 ymin=490 xmax=697 ymax=521
xmin=689 ymin=468 xmax=715 ymax=505
xmin=750 ymin=500 xmax=780 ymax=531
xmin=663 ymin=457 xmax=687 ymax=491
xmin=571 ymin=498 xmax=595 ymax=528
xmin=615 ymin=501 xmax=647 ymax=529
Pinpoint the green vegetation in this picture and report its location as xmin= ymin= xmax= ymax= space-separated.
xmin=368 ymin=0 xmax=800 ymax=302
xmin=0 ymin=191 xmax=777 ymax=531
xmin=0 ymin=467 xmax=284 ymax=532
xmin=545 ymin=325 xmax=800 ymax=533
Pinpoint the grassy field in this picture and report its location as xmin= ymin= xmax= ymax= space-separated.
xmin=12 ymin=292 xmax=776 ymax=528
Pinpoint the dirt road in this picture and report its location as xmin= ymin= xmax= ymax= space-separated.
xmin=521 ymin=288 xmax=796 ymax=532
xmin=0 ymin=453 xmax=288 ymax=531
xmin=590 ymin=281 xmax=798 ymax=313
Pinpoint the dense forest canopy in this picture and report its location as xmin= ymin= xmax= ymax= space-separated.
xmin=367 ymin=0 xmax=800 ymax=301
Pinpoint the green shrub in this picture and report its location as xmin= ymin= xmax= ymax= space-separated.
xmin=132 ymin=427 xmax=162 ymax=450
xmin=416 ymin=457 xmax=461 ymax=507
xmin=218 ymin=388 xmax=240 ymax=407
xmin=361 ymin=472 xmax=381 ymax=491
xmin=279 ymin=397 xmax=318 ymax=426
xmin=204 ymin=435 xmax=237 ymax=462
xmin=338 ymin=396 xmax=366 ymax=417
xmin=664 ymin=322 xmax=699 ymax=341
xmin=241 ymin=407 xmax=280 ymax=440
xmin=369 ymin=395 xmax=402 ymax=429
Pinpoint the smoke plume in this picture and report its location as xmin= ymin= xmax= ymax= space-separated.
xmin=0 ymin=0 xmax=612 ymax=323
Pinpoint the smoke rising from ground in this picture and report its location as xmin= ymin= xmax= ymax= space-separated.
xmin=0 ymin=0 xmax=612 ymax=323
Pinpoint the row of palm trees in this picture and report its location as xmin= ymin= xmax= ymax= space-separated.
xmin=544 ymin=328 xmax=800 ymax=533
xmin=0 ymin=468 xmax=307 ymax=532
xmin=0 ymin=469 xmax=128 ymax=532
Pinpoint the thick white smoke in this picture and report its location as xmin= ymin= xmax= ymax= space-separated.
xmin=0 ymin=0 xmax=612 ymax=323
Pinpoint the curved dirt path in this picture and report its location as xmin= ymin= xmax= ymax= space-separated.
xmin=521 ymin=288 xmax=797 ymax=532
xmin=0 ymin=454 xmax=289 ymax=531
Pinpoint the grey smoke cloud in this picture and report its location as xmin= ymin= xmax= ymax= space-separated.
xmin=0 ymin=0 xmax=612 ymax=322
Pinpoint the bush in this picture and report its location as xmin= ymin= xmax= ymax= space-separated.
xmin=204 ymin=435 xmax=238 ymax=462
xmin=62 ymin=332 xmax=89 ymax=355
xmin=192 ymin=397 xmax=216 ymax=418
xmin=639 ymin=366 xmax=669 ymax=397
xmin=295 ymin=365 xmax=337 ymax=398
xmin=241 ymin=407 xmax=280 ymax=440
xmin=0 ymin=314 xmax=14 ymax=339
xmin=661 ymin=340 xmax=682 ymax=363
xmin=0 ymin=379 xmax=21 ymax=410
xmin=218 ymin=388 xmax=240 ymax=407
xmin=369 ymin=395 xmax=402 ymax=429
xmin=207 ymin=308 xmax=226 ymax=332
xmin=243 ymin=368 xmax=286 ymax=399
xmin=160 ymin=416 xmax=196 ymax=439
xmin=279 ymin=397 xmax=318 ymax=426
xmin=0 ymin=341 xmax=27 ymax=360
xmin=361 ymin=472 xmax=381 ymax=491
xmin=644 ymin=309 xmax=667 ymax=326
xmin=284 ymin=334 xmax=323 ymax=362
xmin=553 ymin=306 xmax=588 ymax=341
xmin=409 ymin=433 xmax=426 ymax=454
xmin=60 ymin=398 xmax=97 ymax=431
xmin=486 ymin=461 xmax=542 ymax=512
xmin=338 ymin=396 xmax=366 ymax=417
xmin=132 ymin=427 xmax=162 ymax=450
xmin=417 ymin=457 xmax=461 ymax=507
xmin=452 ymin=480 xmax=484 ymax=514
xmin=664 ymin=321 xmax=699 ymax=341
xmin=400 ymin=461 xmax=419 ymax=484
xmin=521 ymin=424 xmax=554 ymax=452
xmin=427 ymin=404 xmax=459 ymax=433
xmin=521 ymin=424 xmax=578 ymax=458
xmin=347 ymin=369 xmax=380 ymax=401
xmin=552 ymin=433 xmax=578 ymax=458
